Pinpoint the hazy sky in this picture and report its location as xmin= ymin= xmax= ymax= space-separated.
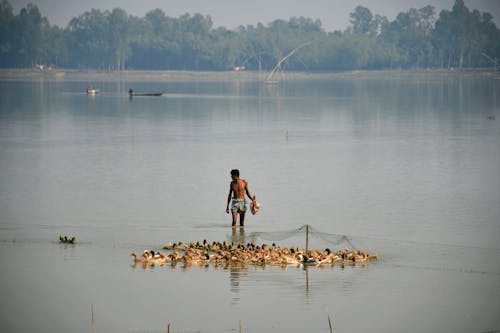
xmin=11 ymin=0 xmax=500 ymax=31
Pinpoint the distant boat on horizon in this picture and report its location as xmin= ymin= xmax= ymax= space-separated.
xmin=86 ymin=87 xmax=100 ymax=95
xmin=128 ymin=89 xmax=163 ymax=97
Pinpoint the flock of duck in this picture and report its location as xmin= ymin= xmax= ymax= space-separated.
xmin=131 ymin=240 xmax=378 ymax=268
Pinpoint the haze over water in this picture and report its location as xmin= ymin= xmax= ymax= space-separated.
xmin=0 ymin=72 xmax=499 ymax=333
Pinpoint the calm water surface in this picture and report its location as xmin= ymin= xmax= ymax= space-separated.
xmin=1 ymin=73 xmax=499 ymax=333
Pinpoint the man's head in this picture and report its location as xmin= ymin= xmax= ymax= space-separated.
xmin=231 ymin=169 xmax=240 ymax=179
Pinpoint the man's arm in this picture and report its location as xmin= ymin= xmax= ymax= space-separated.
xmin=245 ymin=181 xmax=254 ymax=201
xmin=226 ymin=186 xmax=233 ymax=213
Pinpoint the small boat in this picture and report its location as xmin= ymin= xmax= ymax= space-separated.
xmin=264 ymin=80 xmax=279 ymax=85
xmin=128 ymin=89 xmax=163 ymax=97
xmin=86 ymin=87 xmax=100 ymax=95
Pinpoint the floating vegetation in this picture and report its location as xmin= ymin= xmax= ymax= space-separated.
xmin=131 ymin=239 xmax=378 ymax=269
xmin=59 ymin=235 xmax=76 ymax=244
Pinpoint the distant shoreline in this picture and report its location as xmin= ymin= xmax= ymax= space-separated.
xmin=0 ymin=68 xmax=497 ymax=82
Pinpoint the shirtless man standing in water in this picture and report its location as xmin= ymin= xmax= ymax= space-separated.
xmin=226 ymin=169 xmax=254 ymax=227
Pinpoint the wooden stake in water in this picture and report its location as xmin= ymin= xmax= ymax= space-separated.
xmin=239 ymin=319 xmax=242 ymax=333
xmin=305 ymin=224 xmax=309 ymax=254
xmin=328 ymin=314 xmax=333 ymax=333
xmin=91 ymin=304 xmax=95 ymax=333
xmin=167 ymin=322 xmax=171 ymax=333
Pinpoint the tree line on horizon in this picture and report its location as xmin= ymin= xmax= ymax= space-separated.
xmin=0 ymin=0 xmax=498 ymax=71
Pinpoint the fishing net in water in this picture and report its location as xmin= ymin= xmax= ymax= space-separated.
xmin=242 ymin=225 xmax=358 ymax=251
xmin=239 ymin=224 xmax=500 ymax=276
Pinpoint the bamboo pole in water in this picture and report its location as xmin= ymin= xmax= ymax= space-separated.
xmin=328 ymin=314 xmax=333 ymax=333
xmin=305 ymin=224 xmax=309 ymax=254
xmin=91 ymin=304 xmax=94 ymax=333
xmin=265 ymin=41 xmax=312 ymax=82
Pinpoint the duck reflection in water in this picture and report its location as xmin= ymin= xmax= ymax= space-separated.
xmin=229 ymin=227 xmax=248 ymax=296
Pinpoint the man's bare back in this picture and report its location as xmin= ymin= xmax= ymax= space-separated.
xmin=230 ymin=179 xmax=248 ymax=199
xmin=226 ymin=169 xmax=254 ymax=227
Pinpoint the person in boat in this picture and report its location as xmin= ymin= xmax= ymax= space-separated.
xmin=128 ymin=88 xmax=133 ymax=96
xmin=226 ymin=169 xmax=254 ymax=227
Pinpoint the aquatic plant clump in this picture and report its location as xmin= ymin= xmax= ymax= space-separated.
xmin=59 ymin=235 xmax=76 ymax=244
xmin=131 ymin=240 xmax=378 ymax=268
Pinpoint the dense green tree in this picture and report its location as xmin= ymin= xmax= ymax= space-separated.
xmin=433 ymin=0 xmax=499 ymax=68
xmin=108 ymin=8 xmax=130 ymax=70
xmin=350 ymin=6 xmax=376 ymax=35
xmin=0 ymin=0 xmax=15 ymax=66
xmin=381 ymin=6 xmax=436 ymax=68
xmin=128 ymin=9 xmax=179 ymax=69
xmin=43 ymin=25 xmax=68 ymax=67
xmin=236 ymin=23 xmax=275 ymax=70
xmin=477 ymin=12 xmax=500 ymax=68
xmin=179 ymin=13 xmax=214 ymax=69
xmin=0 ymin=0 xmax=498 ymax=71
xmin=68 ymin=9 xmax=110 ymax=69
xmin=13 ymin=3 xmax=49 ymax=67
